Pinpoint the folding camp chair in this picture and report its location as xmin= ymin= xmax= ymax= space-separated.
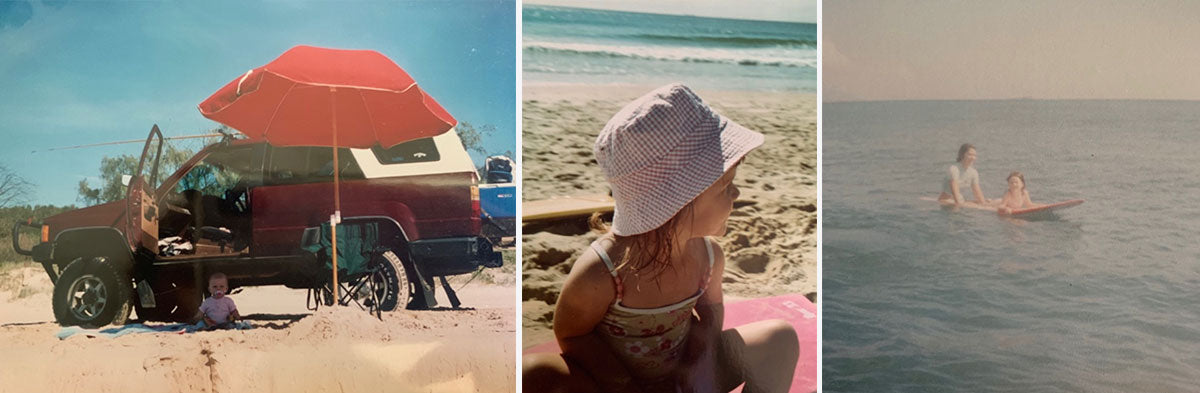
xmin=301 ymin=221 xmax=389 ymax=319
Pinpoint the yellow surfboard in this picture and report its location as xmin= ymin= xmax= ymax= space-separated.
xmin=523 ymin=194 xmax=615 ymax=222
xmin=524 ymin=195 xmax=759 ymax=223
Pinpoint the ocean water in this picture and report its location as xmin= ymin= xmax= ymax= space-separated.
xmin=823 ymin=100 xmax=1200 ymax=392
xmin=523 ymin=5 xmax=816 ymax=92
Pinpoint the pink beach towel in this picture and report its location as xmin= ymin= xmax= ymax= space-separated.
xmin=524 ymin=293 xmax=818 ymax=392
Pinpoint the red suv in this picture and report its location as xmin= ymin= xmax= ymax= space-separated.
xmin=13 ymin=125 xmax=502 ymax=327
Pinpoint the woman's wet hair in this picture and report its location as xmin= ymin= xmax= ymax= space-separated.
xmin=1007 ymin=171 xmax=1026 ymax=190
xmin=957 ymin=143 xmax=975 ymax=163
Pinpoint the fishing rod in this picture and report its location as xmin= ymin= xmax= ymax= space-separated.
xmin=30 ymin=128 xmax=236 ymax=153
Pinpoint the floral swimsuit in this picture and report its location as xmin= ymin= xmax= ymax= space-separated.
xmin=593 ymin=237 xmax=715 ymax=384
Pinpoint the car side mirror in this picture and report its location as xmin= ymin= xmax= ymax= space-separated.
xmin=121 ymin=175 xmax=133 ymax=186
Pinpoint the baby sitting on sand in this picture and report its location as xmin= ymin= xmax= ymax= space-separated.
xmin=194 ymin=272 xmax=241 ymax=330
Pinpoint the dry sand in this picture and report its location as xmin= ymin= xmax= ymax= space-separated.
xmin=521 ymin=83 xmax=818 ymax=348
xmin=0 ymin=265 xmax=515 ymax=393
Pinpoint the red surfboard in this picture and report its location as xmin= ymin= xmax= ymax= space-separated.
xmin=1001 ymin=199 xmax=1085 ymax=217
xmin=523 ymin=294 xmax=818 ymax=392
xmin=923 ymin=196 xmax=1084 ymax=218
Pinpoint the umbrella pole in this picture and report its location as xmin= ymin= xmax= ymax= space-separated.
xmin=330 ymin=87 xmax=340 ymax=304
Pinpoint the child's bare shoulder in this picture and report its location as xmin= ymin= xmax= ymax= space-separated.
xmin=563 ymin=237 xmax=618 ymax=288
xmin=567 ymin=247 xmax=610 ymax=279
xmin=558 ymin=238 xmax=618 ymax=310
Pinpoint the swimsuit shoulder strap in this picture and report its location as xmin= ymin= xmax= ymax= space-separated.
xmin=704 ymin=237 xmax=715 ymax=268
xmin=699 ymin=237 xmax=716 ymax=292
xmin=590 ymin=240 xmax=624 ymax=302
xmin=590 ymin=240 xmax=618 ymax=276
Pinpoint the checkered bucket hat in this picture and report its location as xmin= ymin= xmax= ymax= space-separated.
xmin=594 ymin=83 xmax=764 ymax=236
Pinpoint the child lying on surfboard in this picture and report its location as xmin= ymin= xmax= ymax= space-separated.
xmin=997 ymin=171 xmax=1042 ymax=214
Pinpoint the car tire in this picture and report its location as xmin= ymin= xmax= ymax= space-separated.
xmin=52 ymin=257 xmax=133 ymax=328
xmin=373 ymin=250 xmax=410 ymax=312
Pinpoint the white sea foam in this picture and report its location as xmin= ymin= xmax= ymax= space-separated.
xmin=523 ymin=40 xmax=816 ymax=69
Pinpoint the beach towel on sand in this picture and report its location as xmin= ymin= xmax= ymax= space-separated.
xmin=56 ymin=321 xmax=252 ymax=340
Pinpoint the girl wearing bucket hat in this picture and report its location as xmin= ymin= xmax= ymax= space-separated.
xmin=523 ymin=84 xmax=799 ymax=393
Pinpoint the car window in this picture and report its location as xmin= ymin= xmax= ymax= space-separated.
xmin=174 ymin=145 xmax=264 ymax=196
xmin=371 ymin=138 xmax=440 ymax=165
xmin=265 ymin=146 xmax=364 ymax=185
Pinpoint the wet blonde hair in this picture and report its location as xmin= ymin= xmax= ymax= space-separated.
xmin=589 ymin=203 xmax=695 ymax=281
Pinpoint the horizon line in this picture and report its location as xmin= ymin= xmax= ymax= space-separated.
xmin=824 ymin=97 xmax=1200 ymax=104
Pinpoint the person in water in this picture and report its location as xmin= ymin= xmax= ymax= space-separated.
xmin=997 ymin=171 xmax=1039 ymax=214
xmin=522 ymin=84 xmax=799 ymax=393
xmin=940 ymin=143 xmax=995 ymax=205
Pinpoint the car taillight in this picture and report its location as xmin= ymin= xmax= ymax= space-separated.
xmin=41 ymin=225 xmax=49 ymax=243
xmin=471 ymin=185 xmax=481 ymax=217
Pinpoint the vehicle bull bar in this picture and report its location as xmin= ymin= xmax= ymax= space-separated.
xmin=11 ymin=219 xmax=41 ymax=256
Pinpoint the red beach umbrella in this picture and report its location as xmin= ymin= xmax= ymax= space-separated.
xmin=198 ymin=45 xmax=457 ymax=301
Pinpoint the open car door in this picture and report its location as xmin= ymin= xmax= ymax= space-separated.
xmin=126 ymin=125 xmax=164 ymax=253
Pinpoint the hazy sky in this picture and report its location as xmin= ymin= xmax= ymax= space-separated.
xmin=824 ymin=1 xmax=1200 ymax=101
xmin=0 ymin=1 xmax=515 ymax=206
xmin=525 ymin=0 xmax=816 ymax=23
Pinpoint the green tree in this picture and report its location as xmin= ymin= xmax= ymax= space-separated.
xmin=457 ymin=121 xmax=516 ymax=183
xmin=456 ymin=121 xmax=497 ymax=157
xmin=76 ymin=136 xmax=218 ymax=206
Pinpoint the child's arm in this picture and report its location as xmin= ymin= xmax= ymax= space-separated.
xmin=193 ymin=307 xmax=215 ymax=326
xmin=1022 ymin=190 xmax=1036 ymax=207
xmin=1000 ymin=191 xmax=1017 ymax=208
xmin=554 ymin=252 xmax=643 ymax=393
xmin=677 ymin=238 xmax=727 ymax=392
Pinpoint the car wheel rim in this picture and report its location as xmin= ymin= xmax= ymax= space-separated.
xmin=68 ymin=275 xmax=107 ymax=321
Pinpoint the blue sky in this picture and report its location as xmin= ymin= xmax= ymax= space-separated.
xmin=0 ymin=0 xmax=516 ymax=206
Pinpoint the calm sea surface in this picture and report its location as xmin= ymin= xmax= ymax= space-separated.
xmin=824 ymin=100 xmax=1200 ymax=392
xmin=523 ymin=5 xmax=816 ymax=92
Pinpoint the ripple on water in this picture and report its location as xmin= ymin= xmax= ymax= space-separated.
xmin=824 ymin=101 xmax=1200 ymax=392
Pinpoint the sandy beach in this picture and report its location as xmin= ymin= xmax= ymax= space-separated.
xmin=521 ymin=83 xmax=818 ymax=348
xmin=0 ymin=263 xmax=515 ymax=393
